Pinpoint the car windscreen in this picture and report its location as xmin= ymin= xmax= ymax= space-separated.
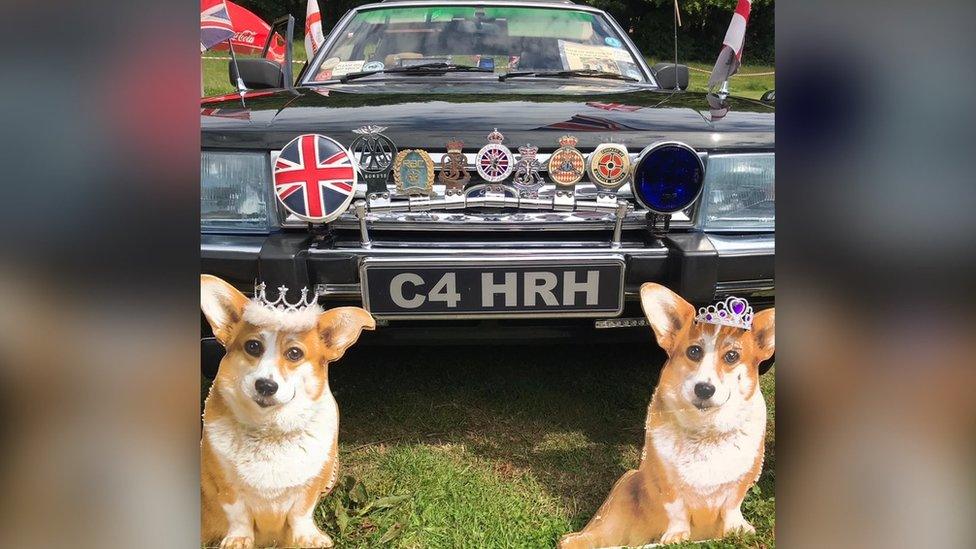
xmin=308 ymin=6 xmax=646 ymax=82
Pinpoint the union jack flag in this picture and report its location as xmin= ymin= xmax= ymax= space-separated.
xmin=200 ymin=0 xmax=235 ymax=52
xmin=586 ymin=102 xmax=643 ymax=112
xmin=274 ymin=134 xmax=357 ymax=223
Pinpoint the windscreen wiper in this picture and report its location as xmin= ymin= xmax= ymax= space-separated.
xmin=340 ymin=63 xmax=493 ymax=83
xmin=499 ymin=69 xmax=638 ymax=82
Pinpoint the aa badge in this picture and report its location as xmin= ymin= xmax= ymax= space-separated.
xmin=393 ymin=149 xmax=434 ymax=196
xmin=547 ymin=135 xmax=585 ymax=188
xmin=438 ymin=138 xmax=470 ymax=193
xmin=350 ymin=125 xmax=396 ymax=196
xmin=512 ymin=144 xmax=545 ymax=197
xmin=476 ymin=128 xmax=514 ymax=184
xmin=587 ymin=143 xmax=631 ymax=191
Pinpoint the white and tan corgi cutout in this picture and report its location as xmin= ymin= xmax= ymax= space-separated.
xmin=559 ymin=283 xmax=774 ymax=549
xmin=200 ymin=275 xmax=375 ymax=549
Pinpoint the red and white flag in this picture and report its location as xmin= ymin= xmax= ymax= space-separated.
xmin=305 ymin=0 xmax=326 ymax=60
xmin=708 ymin=0 xmax=752 ymax=91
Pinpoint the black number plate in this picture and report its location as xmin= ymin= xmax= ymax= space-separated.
xmin=360 ymin=256 xmax=625 ymax=319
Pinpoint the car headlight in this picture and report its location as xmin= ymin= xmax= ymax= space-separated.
xmin=697 ymin=153 xmax=775 ymax=231
xmin=201 ymin=151 xmax=276 ymax=232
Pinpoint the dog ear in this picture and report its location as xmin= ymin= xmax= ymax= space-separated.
xmin=318 ymin=307 xmax=376 ymax=362
xmin=201 ymin=275 xmax=249 ymax=346
xmin=639 ymin=283 xmax=695 ymax=354
xmin=751 ymin=308 xmax=775 ymax=362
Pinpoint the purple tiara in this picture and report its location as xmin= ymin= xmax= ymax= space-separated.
xmin=695 ymin=296 xmax=753 ymax=330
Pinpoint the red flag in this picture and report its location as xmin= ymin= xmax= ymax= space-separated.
xmin=708 ymin=0 xmax=752 ymax=91
xmin=200 ymin=0 xmax=234 ymax=52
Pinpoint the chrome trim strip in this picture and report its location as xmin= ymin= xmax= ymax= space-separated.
xmin=707 ymin=234 xmax=775 ymax=257
xmin=715 ymin=279 xmax=775 ymax=299
xmin=311 ymin=244 xmax=664 ymax=256
xmin=359 ymin=254 xmax=626 ymax=320
xmin=314 ymin=283 xmax=363 ymax=299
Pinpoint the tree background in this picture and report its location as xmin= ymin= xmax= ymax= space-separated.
xmin=237 ymin=0 xmax=774 ymax=64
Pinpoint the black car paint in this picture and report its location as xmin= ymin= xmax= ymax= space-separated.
xmin=201 ymin=81 xmax=774 ymax=153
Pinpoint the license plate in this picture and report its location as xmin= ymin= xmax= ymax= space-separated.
xmin=360 ymin=256 xmax=625 ymax=319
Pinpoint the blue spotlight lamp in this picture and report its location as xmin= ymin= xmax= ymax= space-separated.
xmin=631 ymin=142 xmax=706 ymax=216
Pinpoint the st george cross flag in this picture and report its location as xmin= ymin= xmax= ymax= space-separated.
xmin=273 ymin=134 xmax=357 ymax=223
xmin=305 ymin=0 xmax=326 ymax=61
xmin=200 ymin=0 xmax=235 ymax=52
xmin=708 ymin=0 xmax=752 ymax=91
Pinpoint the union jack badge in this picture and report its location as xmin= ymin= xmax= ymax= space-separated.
xmin=273 ymin=134 xmax=357 ymax=223
xmin=438 ymin=138 xmax=470 ymax=193
xmin=547 ymin=135 xmax=585 ymax=188
xmin=476 ymin=128 xmax=514 ymax=184
xmin=587 ymin=142 xmax=631 ymax=191
xmin=350 ymin=125 xmax=397 ymax=196
xmin=393 ymin=149 xmax=435 ymax=196
xmin=512 ymin=144 xmax=545 ymax=197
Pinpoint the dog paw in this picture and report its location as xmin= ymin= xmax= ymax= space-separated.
xmin=289 ymin=531 xmax=334 ymax=548
xmin=659 ymin=528 xmax=691 ymax=544
xmin=722 ymin=518 xmax=756 ymax=537
xmin=219 ymin=536 xmax=254 ymax=549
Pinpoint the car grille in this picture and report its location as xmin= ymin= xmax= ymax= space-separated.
xmin=276 ymin=150 xmax=698 ymax=232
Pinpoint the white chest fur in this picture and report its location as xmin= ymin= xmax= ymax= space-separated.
xmin=207 ymin=397 xmax=338 ymax=499
xmin=651 ymin=394 xmax=766 ymax=492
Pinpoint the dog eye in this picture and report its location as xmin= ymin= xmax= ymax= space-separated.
xmin=686 ymin=345 xmax=703 ymax=361
xmin=285 ymin=347 xmax=304 ymax=362
xmin=243 ymin=340 xmax=263 ymax=357
xmin=724 ymin=350 xmax=740 ymax=364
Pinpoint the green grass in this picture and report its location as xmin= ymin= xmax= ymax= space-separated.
xmin=204 ymin=344 xmax=775 ymax=548
xmin=201 ymin=45 xmax=773 ymax=99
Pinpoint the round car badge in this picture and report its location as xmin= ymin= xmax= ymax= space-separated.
xmin=438 ymin=138 xmax=470 ymax=193
xmin=273 ymin=134 xmax=357 ymax=223
xmin=393 ymin=149 xmax=435 ymax=196
xmin=476 ymin=128 xmax=514 ymax=184
xmin=350 ymin=125 xmax=397 ymax=196
xmin=587 ymin=142 xmax=631 ymax=191
xmin=548 ymin=135 xmax=585 ymax=188
xmin=512 ymin=144 xmax=545 ymax=197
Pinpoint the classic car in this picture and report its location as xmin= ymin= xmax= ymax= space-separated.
xmin=201 ymin=0 xmax=774 ymax=371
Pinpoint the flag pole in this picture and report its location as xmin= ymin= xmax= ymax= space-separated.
xmin=672 ymin=0 xmax=681 ymax=91
xmin=226 ymin=37 xmax=247 ymax=94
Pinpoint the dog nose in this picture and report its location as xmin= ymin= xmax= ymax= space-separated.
xmin=254 ymin=378 xmax=278 ymax=396
xmin=694 ymin=382 xmax=716 ymax=400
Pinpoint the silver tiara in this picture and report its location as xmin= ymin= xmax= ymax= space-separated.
xmin=695 ymin=296 xmax=753 ymax=330
xmin=254 ymin=282 xmax=318 ymax=312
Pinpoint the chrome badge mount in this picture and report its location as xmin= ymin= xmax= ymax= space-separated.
xmin=476 ymin=128 xmax=515 ymax=189
xmin=512 ymin=144 xmax=545 ymax=198
xmin=350 ymin=125 xmax=397 ymax=196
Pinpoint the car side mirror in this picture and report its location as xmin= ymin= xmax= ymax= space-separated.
xmin=651 ymin=63 xmax=689 ymax=90
xmin=761 ymin=89 xmax=775 ymax=103
xmin=229 ymin=58 xmax=284 ymax=89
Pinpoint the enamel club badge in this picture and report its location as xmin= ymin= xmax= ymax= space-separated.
xmin=273 ymin=134 xmax=357 ymax=223
xmin=512 ymin=144 xmax=545 ymax=197
xmin=587 ymin=143 xmax=631 ymax=191
xmin=476 ymin=128 xmax=514 ymax=184
xmin=438 ymin=138 xmax=470 ymax=193
xmin=547 ymin=135 xmax=585 ymax=187
xmin=393 ymin=149 xmax=434 ymax=196
xmin=350 ymin=125 xmax=397 ymax=196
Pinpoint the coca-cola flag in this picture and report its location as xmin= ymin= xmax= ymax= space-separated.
xmin=305 ymin=0 xmax=326 ymax=61
xmin=708 ymin=0 xmax=752 ymax=91
xmin=200 ymin=0 xmax=234 ymax=52
xmin=210 ymin=1 xmax=286 ymax=63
